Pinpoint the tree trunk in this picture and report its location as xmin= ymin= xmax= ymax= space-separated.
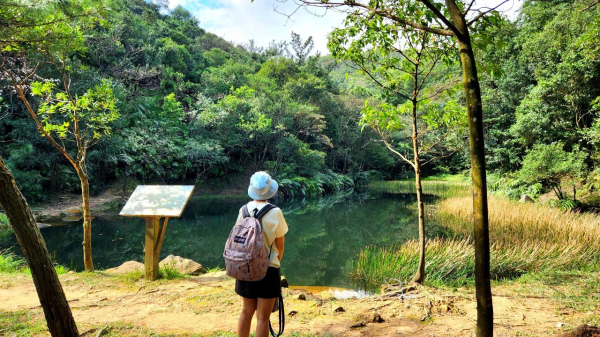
xmin=410 ymin=99 xmax=426 ymax=284
xmin=411 ymin=147 xmax=426 ymax=284
xmin=0 ymin=157 xmax=79 ymax=337
xmin=447 ymin=1 xmax=493 ymax=335
xmin=76 ymin=167 xmax=94 ymax=271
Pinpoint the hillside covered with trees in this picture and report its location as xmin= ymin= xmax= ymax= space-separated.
xmin=2 ymin=0 xmax=598 ymax=209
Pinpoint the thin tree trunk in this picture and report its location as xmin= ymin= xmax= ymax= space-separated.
xmin=76 ymin=167 xmax=94 ymax=271
xmin=446 ymin=1 xmax=493 ymax=335
xmin=0 ymin=157 xmax=79 ymax=337
xmin=410 ymin=98 xmax=426 ymax=284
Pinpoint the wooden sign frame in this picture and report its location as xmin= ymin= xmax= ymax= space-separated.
xmin=120 ymin=185 xmax=194 ymax=280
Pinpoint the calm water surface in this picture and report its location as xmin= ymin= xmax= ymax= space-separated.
xmin=0 ymin=191 xmax=437 ymax=289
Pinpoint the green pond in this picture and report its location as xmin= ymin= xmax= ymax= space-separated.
xmin=0 ymin=191 xmax=440 ymax=289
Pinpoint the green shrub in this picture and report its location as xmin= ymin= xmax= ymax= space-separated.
xmin=0 ymin=250 xmax=69 ymax=275
xmin=0 ymin=213 xmax=12 ymax=238
xmin=159 ymin=265 xmax=185 ymax=280
xmin=0 ymin=251 xmax=25 ymax=273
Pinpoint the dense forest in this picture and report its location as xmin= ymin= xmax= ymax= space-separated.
xmin=0 ymin=0 xmax=599 ymax=209
xmin=0 ymin=0 xmax=397 ymax=202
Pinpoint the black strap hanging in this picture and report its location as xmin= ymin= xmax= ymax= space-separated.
xmin=242 ymin=204 xmax=276 ymax=220
xmin=269 ymin=294 xmax=285 ymax=337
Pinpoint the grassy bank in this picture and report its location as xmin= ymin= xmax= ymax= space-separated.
xmin=0 ymin=310 xmax=325 ymax=337
xmin=0 ymin=250 xmax=68 ymax=275
xmin=351 ymin=190 xmax=600 ymax=288
xmin=369 ymin=179 xmax=471 ymax=198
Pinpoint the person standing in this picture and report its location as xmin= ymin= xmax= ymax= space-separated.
xmin=234 ymin=171 xmax=288 ymax=337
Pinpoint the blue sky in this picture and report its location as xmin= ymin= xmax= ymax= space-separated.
xmin=168 ymin=0 xmax=347 ymax=55
xmin=168 ymin=0 xmax=522 ymax=56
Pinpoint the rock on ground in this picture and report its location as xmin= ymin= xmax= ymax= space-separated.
xmin=159 ymin=255 xmax=206 ymax=275
xmin=558 ymin=325 xmax=600 ymax=337
xmin=104 ymin=261 xmax=144 ymax=274
xmin=519 ymin=194 xmax=534 ymax=203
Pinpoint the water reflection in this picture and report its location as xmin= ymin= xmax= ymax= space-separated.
xmin=0 ymin=191 xmax=438 ymax=289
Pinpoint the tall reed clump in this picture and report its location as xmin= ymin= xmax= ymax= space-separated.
xmin=351 ymin=195 xmax=600 ymax=288
xmin=438 ymin=196 xmax=600 ymax=261
xmin=369 ymin=180 xmax=471 ymax=199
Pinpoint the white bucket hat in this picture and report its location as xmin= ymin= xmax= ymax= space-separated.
xmin=248 ymin=171 xmax=278 ymax=200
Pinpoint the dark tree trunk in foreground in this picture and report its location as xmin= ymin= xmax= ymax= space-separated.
xmin=0 ymin=157 xmax=79 ymax=337
xmin=447 ymin=1 xmax=493 ymax=335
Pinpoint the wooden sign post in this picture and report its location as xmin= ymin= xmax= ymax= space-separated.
xmin=119 ymin=185 xmax=194 ymax=280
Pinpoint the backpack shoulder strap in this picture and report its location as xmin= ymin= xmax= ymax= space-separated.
xmin=255 ymin=204 xmax=277 ymax=220
xmin=241 ymin=205 xmax=251 ymax=218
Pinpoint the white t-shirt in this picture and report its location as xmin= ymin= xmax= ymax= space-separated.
xmin=236 ymin=201 xmax=288 ymax=268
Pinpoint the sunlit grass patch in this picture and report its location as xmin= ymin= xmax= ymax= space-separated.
xmin=0 ymin=250 xmax=25 ymax=273
xmin=0 ymin=309 xmax=46 ymax=336
xmin=369 ymin=180 xmax=471 ymax=198
xmin=159 ymin=265 xmax=186 ymax=280
xmin=0 ymin=312 xmax=329 ymax=337
xmin=500 ymin=271 xmax=600 ymax=314
xmin=117 ymin=269 xmax=144 ymax=283
xmin=351 ymin=195 xmax=600 ymax=289
xmin=0 ymin=250 xmax=69 ymax=276
xmin=438 ymin=196 xmax=600 ymax=252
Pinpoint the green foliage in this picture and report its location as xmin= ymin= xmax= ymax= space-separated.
xmin=278 ymin=171 xmax=356 ymax=197
xmin=0 ymin=310 xmax=47 ymax=336
xmin=158 ymin=265 xmax=185 ymax=280
xmin=33 ymin=79 xmax=120 ymax=141
xmin=352 ymin=234 xmax=600 ymax=289
xmin=519 ymin=143 xmax=587 ymax=200
xmin=0 ymin=250 xmax=69 ymax=275
xmin=488 ymin=174 xmax=542 ymax=201
xmin=0 ymin=0 xmax=108 ymax=53
xmin=0 ymin=213 xmax=10 ymax=238
xmin=0 ymin=250 xmax=25 ymax=273
xmin=480 ymin=1 xmax=600 ymax=189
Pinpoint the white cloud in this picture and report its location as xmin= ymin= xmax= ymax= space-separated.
xmin=168 ymin=0 xmax=347 ymax=55
xmin=168 ymin=0 xmax=522 ymax=55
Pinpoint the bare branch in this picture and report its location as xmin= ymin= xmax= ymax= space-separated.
xmin=580 ymin=0 xmax=600 ymax=11
xmin=356 ymin=62 xmax=412 ymax=101
xmin=8 ymin=72 xmax=77 ymax=168
xmin=464 ymin=0 xmax=477 ymax=15
xmin=375 ymin=127 xmax=416 ymax=168
xmin=417 ymin=0 xmax=462 ymax=37
xmin=467 ymin=0 xmax=510 ymax=26
xmin=295 ymin=0 xmax=457 ymax=36
xmin=421 ymin=149 xmax=457 ymax=166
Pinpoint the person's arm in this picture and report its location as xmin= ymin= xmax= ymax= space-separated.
xmin=275 ymin=236 xmax=285 ymax=262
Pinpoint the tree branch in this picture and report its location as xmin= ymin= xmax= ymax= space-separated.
xmin=467 ymin=0 xmax=510 ymax=26
xmin=296 ymin=1 xmax=457 ymax=36
xmin=417 ymin=0 xmax=463 ymax=37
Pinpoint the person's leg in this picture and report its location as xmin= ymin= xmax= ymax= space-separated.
xmin=255 ymin=297 xmax=276 ymax=337
xmin=238 ymin=297 xmax=257 ymax=337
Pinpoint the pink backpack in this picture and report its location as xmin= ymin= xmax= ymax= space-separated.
xmin=223 ymin=204 xmax=276 ymax=281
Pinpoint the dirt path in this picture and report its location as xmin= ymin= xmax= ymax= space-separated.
xmin=0 ymin=271 xmax=593 ymax=336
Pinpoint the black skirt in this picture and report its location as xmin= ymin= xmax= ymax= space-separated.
xmin=235 ymin=267 xmax=282 ymax=299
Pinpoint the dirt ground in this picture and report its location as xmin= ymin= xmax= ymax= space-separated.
xmin=0 ymin=271 xmax=597 ymax=337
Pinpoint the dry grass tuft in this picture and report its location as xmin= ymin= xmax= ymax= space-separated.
xmin=438 ymin=196 xmax=600 ymax=253
xmin=351 ymin=194 xmax=600 ymax=289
